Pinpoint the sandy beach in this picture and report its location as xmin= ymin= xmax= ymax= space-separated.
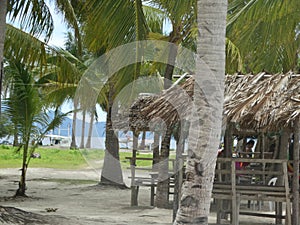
xmin=0 ymin=168 xmax=280 ymax=225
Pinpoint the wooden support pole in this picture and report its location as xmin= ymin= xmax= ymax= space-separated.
xmin=172 ymin=123 xmax=185 ymax=221
xmin=283 ymin=161 xmax=292 ymax=225
xmin=274 ymin=130 xmax=289 ymax=225
xmin=292 ymin=119 xmax=300 ymax=225
xmin=231 ymin=160 xmax=238 ymax=225
xmin=224 ymin=123 xmax=233 ymax=158
xmin=131 ymin=131 xmax=139 ymax=206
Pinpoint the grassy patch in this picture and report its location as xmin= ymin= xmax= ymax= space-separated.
xmin=0 ymin=146 xmax=155 ymax=169
xmin=0 ymin=146 xmax=100 ymax=169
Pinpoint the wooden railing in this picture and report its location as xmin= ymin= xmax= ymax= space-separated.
xmin=213 ymin=158 xmax=292 ymax=225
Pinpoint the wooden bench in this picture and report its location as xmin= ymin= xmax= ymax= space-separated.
xmin=125 ymin=156 xmax=176 ymax=206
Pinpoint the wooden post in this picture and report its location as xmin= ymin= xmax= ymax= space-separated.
xmin=224 ymin=123 xmax=233 ymax=158
xmin=172 ymin=122 xmax=185 ymax=221
xmin=271 ymin=129 xmax=289 ymax=224
xmin=261 ymin=133 xmax=266 ymax=185
xmin=292 ymin=119 xmax=300 ymax=225
xmin=131 ymin=131 xmax=139 ymax=206
xmin=231 ymin=160 xmax=238 ymax=225
xmin=152 ymin=131 xmax=160 ymax=172
xmin=283 ymin=161 xmax=292 ymax=225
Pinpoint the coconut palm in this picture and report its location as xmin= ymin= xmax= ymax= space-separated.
xmin=85 ymin=107 xmax=97 ymax=148
xmin=0 ymin=0 xmax=54 ymax=113
xmin=4 ymin=59 xmax=67 ymax=196
xmin=1 ymin=1 xmax=85 ymax=146
xmin=39 ymin=47 xmax=88 ymax=147
xmin=0 ymin=0 xmax=7 ymax=113
xmin=227 ymin=0 xmax=300 ymax=74
xmin=173 ymin=0 xmax=227 ymax=224
xmin=144 ymin=0 xmax=197 ymax=208
xmin=83 ymin=0 xmax=154 ymax=187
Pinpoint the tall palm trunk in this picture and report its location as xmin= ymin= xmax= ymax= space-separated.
xmin=156 ymin=32 xmax=179 ymax=209
xmin=152 ymin=132 xmax=160 ymax=171
xmin=13 ymin=124 xmax=19 ymax=146
xmin=86 ymin=110 xmax=95 ymax=149
xmin=174 ymin=1 xmax=227 ymax=224
xmin=0 ymin=0 xmax=7 ymax=115
xmin=100 ymin=84 xmax=124 ymax=186
xmin=156 ymin=127 xmax=172 ymax=208
xmin=80 ymin=109 xmax=86 ymax=149
xmin=139 ymin=131 xmax=146 ymax=149
xmin=70 ymin=101 xmax=78 ymax=149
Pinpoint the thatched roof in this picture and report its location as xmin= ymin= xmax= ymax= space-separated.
xmin=127 ymin=72 xmax=300 ymax=133
xmin=140 ymin=77 xmax=194 ymax=126
xmin=224 ymin=72 xmax=300 ymax=131
xmin=129 ymin=95 xmax=157 ymax=131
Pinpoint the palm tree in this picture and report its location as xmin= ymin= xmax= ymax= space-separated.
xmin=173 ymin=0 xmax=227 ymax=224
xmin=0 ymin=0 xmax=7 ymax=113
xmin=146 ymin=0 xmax=197 ymax=208
xmin=40 ymin=48 xmax=88 ymax=150
xmin=227 ymin=0 xmax=300 ymax=73
xmin=83 ymin=0 xmax=152 ymax=187
xmin=4 ymin=60 xmax=67 ymax=196
xmin=85 ymin=107 xmax=96 ymax=148
xmin=0 ymin=0 xmax=54 ymax=113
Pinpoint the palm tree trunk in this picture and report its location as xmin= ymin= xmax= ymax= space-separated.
xmin=16 ymin=142 xmax=29 ymax=196
xmin=156 ymin=127 xmax=172 ymax=208
xmin=0 ymin=0 xmax=7 ymax=115
xmin=13 ymin=124 xmax=18 ymax=146
xmin=80 ymin=109 xmax=86 ymax=149
xmin=85 ymin=110 xmax=95 ymax=149
xmin=139 ymin=131 xmax=146 ymax=149
xmin=100 ymin=84 xmax=124 ymax=186
xmin=173 ymin=1 xmax=227 ymax=224
xmin=70 ymin=101 xmax=78 ymax=149
xmin=155 ymin=24 xmax=180 ymax=209
xmin=164 ymin=33 xmax=178 ymax=89
xmin=152 ymin=132 xmax=160 ymax=172
xmin=173 ymin=122 xmax=186 ymax=221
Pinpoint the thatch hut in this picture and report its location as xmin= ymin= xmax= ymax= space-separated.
xmin=127 ymin=72 xmax=300 ymax=224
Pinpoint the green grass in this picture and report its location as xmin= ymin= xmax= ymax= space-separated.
xmin=0 ymin=146 xmax=155 ymax=169
xmin=0 ymin=146 xmax=91 ymax=169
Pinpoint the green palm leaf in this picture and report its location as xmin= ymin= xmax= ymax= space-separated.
xmin=7 ymin=0 xmax=54 ymax=41
xmin=227 ymin=0 xmax=300 ymax=73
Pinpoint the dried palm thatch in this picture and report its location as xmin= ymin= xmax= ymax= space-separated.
xmin=129 ymin=95 xmax=157 ymax=131
xmin=113 ymin=94 xmax=157 ymax=132
xmin=140 ymin=77 xmax=194 ymax=127
xmin=224 ymin=72 xmax=300 ymax=131
xmin=119 ymin=73 xmax=300 ymax=133
xmin=145 ymin=72 xmax=300 ymax=131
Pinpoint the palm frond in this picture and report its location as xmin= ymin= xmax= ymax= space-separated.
xmin=7 ymin=0 xmax=54 ymax=41
xmin=84 ymin=0 xmax=148 ymax=51
xmin=53 ymin=0 xmax=83 ymax=56
xmin=227 ymin=0 xmax=300 ymax=73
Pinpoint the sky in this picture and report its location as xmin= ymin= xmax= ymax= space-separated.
xmin=47 ymin=3 xmax=67 ymax=48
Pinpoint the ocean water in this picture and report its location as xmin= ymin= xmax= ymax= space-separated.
xmin=74 ymin=136 xmax=178 ymax=150
xmin=1 ymin=135 xmax=179 ymax=150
